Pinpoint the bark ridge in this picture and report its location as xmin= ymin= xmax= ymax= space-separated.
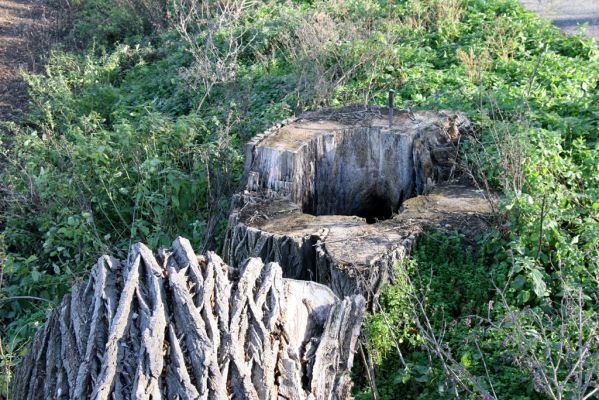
xmin=13 ymin=237 xmax=365 ymax=400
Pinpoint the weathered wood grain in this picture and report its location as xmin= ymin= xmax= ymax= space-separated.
xmin=223 ymin=107 xmax=491 ymax=299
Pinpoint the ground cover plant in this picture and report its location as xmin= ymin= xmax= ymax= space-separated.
xmin=0 ymin=0 xmax=597 ymax=397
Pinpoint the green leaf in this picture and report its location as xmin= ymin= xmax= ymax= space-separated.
xmin=460 ymin=352 xmax=471 ymax=367
xmin=25 ymin=255 xmax=38 ymax=264
xmin=511 ymin=275 xmax=527 ymax=290
xmin=529 ymin=269 xmax=546 ymax=298
xmin=31 ymin=269 xmax=41 ymax=282
xmin=393 ymin=367 xmax=411 ymax=385
xmin=518 ymin=290 xmax=531 ymax=303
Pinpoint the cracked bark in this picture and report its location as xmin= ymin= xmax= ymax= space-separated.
xmin=223 ymin=107 xmax=490 ymax=299
xmin=13 ymin=237 xmax=364 ymax=399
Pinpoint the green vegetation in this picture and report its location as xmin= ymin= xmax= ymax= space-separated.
xmin=356 ymin=229 xmax=597 ymax=399
xmin=1 ymin=0 xmax=597 ymax=397
xmin=354 ymin=233 xmax=540 ymax=399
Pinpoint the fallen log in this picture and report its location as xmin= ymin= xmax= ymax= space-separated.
xmin=12 ymin=237 xmax=365 ymax=399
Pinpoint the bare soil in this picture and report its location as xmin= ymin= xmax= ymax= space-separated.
xmin=0 ymin=0 xmax=61 ymax=122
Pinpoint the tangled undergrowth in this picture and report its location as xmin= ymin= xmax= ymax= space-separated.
xmin=0 ymin=0 xmax=597 ymax=397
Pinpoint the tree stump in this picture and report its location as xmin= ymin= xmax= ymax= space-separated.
xmin=14 ymin=106 xmax=494 ymax=398
xmin=12 ymin=237 xmax=365 ymax=399
xmin=223 ymin=107 xmax=492 ymax=298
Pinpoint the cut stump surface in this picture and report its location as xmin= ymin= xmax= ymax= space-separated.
xmin=224 ymin=107 xmax=493 ymax=298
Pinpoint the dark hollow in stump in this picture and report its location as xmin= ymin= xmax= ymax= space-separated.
xmin=223 ymin=107 xmax=492 ymax=299
xmin=12 ymin=237 xmax=365 ymax=400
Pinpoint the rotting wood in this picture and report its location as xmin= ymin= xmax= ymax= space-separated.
xmin=14 ymin=106 xmax=494 ymax=398
xmin=223 ymin=106 xmax=492 ymax=299
xmin=12 ymin=237 xmax=365 ymax=399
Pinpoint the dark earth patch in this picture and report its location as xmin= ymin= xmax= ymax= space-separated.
xmin=0 ymin=0 xmax=61 ymax=122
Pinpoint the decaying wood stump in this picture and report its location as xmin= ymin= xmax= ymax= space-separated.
xmin=13 ymin=237 xmax=365 ymax=399
xmin=15 ymin=106 xmax=494 ymax=398
xmin=223 ymin=107 xmax=492 ymax=298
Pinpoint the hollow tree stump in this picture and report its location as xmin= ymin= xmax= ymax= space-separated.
xmin=223 ymin=106 xmax=492 ymax=298
xmin=14 ymin=106 xmax=493 ymax=399
xmin=12 ymin=237 xmax=365 ymax=399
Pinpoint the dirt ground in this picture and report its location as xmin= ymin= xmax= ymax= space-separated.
xmin=0 ymin=0 xmax=60 ymax=122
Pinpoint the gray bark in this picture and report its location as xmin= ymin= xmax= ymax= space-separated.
xmin=223 ymin=107 xmax=491 ymax=299
xmin=14 ymin=106 xmax=493 ymax=399
xmin=13 ymin=237 xmax=365 ymax=399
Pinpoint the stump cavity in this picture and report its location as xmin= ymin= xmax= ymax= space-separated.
xmin=224 ymin=107 xmax=492 ymax=298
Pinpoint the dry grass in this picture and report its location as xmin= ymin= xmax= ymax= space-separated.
xmin=456 ymin=47 xmax=491 ymax=83
xmin=404 ymin=0 xmax=463 ymax=35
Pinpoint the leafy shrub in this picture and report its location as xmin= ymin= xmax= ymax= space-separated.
xmin=1 ymin=0 xmax=598 ymax=397
xmin=356 ymin=232 xmax=494 ymax=399
xmin=0 ymin=45 xmax=242 ymax=358
xmin=65 ymin=0 xmax=167 ymax=48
